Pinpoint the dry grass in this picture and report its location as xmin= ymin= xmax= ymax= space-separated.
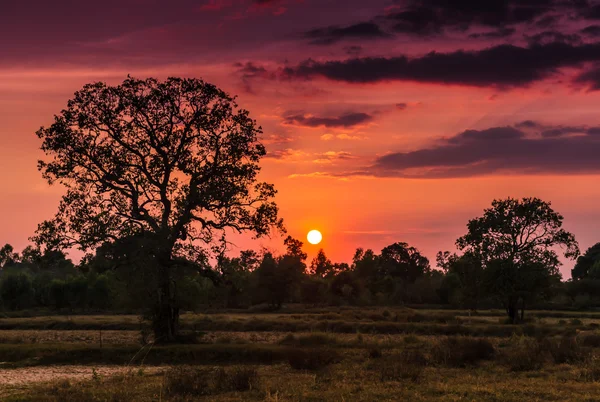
xmin=4 ymin=308 xmax=600 ymax=400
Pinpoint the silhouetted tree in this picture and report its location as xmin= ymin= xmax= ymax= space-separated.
xmin=310 ymin=249 xmax=334 ymax=277
xmin=254 ymin=238 xmax=306 ymax=308
xmin=572 ymin=243 xmax=600 ymax=280
xmin=216 ymin=250 xmax=259 ymax=307
xmin=437 ymin=251 xmax=483 ymax=310
xmin=284 ymin=235 xmax=307 ymax=261
xmin=34 ymin=76 xmax=283 ymax=341
xmin=379 ymin=242 xmax=430 ymax=283
xmin=457 ymin=197 xmax=579 ymax=323
xmin=0 ymin=244 xmax=18 ymax=268
xmin=0 ymin=272 xmax=34 ymax=310
xmin=352 ymin=248 xmax=379 ymax=298
xmin=254 ymin=253 xmax=282 ymax=307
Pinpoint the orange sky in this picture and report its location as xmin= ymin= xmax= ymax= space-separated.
xmin=2 ymin=0 xmax=600 ymax=276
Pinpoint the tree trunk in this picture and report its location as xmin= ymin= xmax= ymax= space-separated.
xmin=520 ymin=299 xmax=525 ymax=322
xmin=153 ymin=253 xmax=179 ymax=343
xmin=507 ymin=300 xmax=518 ymax=324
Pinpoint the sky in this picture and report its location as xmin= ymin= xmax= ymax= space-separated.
xmin=2 ymin=0 xmax=600 ymax=277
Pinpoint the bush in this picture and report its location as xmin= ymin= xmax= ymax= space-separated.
xmin=279 ymin=333 xmax=338 ymax=347
xmin=287 ymin=348 xmax=341 ymax=371
xmin=501 ymin=338 xmax=546 ymax=371
xmin=0 ymin=272 xmax=34 ymax=310
xmin=571 ymin=318 xmax=584 ymax=326
xmin=379 ymin=350 xmax=427 ymax=382
xmin=546 ymin=336 xmax=591 ymax=364
xmin=368 ymin=347 xmax=383 ymax=359
xmin=581 ymin=333 xmax=600 ymax=348
xmin=431 ymin=337 xmax=495 ymax=367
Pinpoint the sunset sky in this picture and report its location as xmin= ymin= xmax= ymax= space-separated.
xmin=2 ymin=0 xmax=600 ymax=276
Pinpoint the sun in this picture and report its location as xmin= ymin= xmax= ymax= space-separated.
xmin=307 ymin=230 xmax=323 ymax=245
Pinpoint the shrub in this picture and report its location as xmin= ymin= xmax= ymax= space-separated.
xmin=287 ymin=348 xmax=341 ymax=371
xmin=431 ymin=337 xmax=495 ymax=367
xmin=545 ymin=336 xmax=591 ymax=364
xmin=0 ymin=272 xmax=34 ymax=310
xmin=279 ymin=333 xmax=338 ymax=347
xmin=501 ymin=338 xmax=546 ymax=371
xmin=571 ymin=318 xmax=584 ymax=326
xmin=368 ymin=347 xmax=383 ymax=359
xmin=379 ymin=350 xmax=427 ymax=382
xmin=581 ymin=333 xmax=600 ymax=348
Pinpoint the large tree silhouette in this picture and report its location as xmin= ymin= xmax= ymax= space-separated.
xmin=457 ymin=197 xmax=579 ymax=323
xmin=34 ymin=76 xmax=283 ymax=341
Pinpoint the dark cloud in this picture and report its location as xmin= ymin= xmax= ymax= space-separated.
xmin=367 ymin=122 xmax=600 ymax=178
xmin=282 ymin=41 xmax=600 ymax=87
xmin=381 ymin=0 xmax=574 ymax=37
xmin=469 ymin=27 xmax=516 ymax=39
xmin=304 ymin=22 xmax=390 ymax=45
xmin=539 ymin=126 xmax=593 ymax=137
xmin=396 ymin=103 xmax=408 ymax=110
xmin=234 ymin=62 xmax=275 ymax=93
xmin=515 ymin=120 xmax=540 ymax=128
xmin=581 ymin=25 xmax=600 ymax=36
xmin=525 ymin=30 xmax=582 ymax=45
xmin=574 ymin=66 xmax=600 ymax=90
xmin=344 ymin=45 xmax=363 ymax=56
xmin=283 ymin=112 xmax=374 ymax=128
xmin=581 ymin=3 xmax=600 ymax=19
xmin=297 ymin=0 xmax=592 ymax=46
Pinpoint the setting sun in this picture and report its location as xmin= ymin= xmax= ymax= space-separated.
xmin=307 ymin=230 xmax=322 ymax=245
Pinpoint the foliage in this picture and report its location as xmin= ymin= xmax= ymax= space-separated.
xmin=34 ymin=76 xmax=283 ymax=341
xmin=572 ymin=243 xmax=600 ymax=280
xmin=456 ymin=197 xmax=579 ymax=323
xmin=0 ymin=272 xmax=34 ymax=310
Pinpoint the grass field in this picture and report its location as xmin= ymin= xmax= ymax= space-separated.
xmin=3 ymin=307 xmax=600 ymax=401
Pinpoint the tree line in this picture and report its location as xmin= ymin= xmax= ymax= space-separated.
xmin=2 ymin=196 xmax=600 ymax=325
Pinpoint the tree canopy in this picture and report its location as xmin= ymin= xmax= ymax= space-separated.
xmin=34 ymin=76 xmax=283 ymax=341
xmin=456 ymin=197 xmax=579 ymax=322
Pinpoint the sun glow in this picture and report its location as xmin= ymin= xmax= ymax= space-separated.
xmin=307 ymin=229 xmax=322 ymax=245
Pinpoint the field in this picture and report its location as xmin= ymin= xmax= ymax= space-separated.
xmin=3 ymin=307 xmax=600 ymax=401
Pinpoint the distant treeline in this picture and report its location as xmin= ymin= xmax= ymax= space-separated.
xmin=1 ymin=236 xmax=600 ymax=315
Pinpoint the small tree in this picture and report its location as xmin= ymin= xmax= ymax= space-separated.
xmin=0 ymin=244 xmax=18 ymax=268
xmin=457 ymin=197 xmax=579 ymax=323
xmin=436 ymin=251 xmax=483 ymax=311
xmin=572 ymin=243 xmax=600 ymax=280
xmin=379 ymin=242 xmax=430 ymax=283
xmin=254 ymin=237 xmax=306 ymax=308
xmin=310 ymin=249 xmax=334 ymax=277
xmin=0 ymin=272 xmax=34 ymax=310
xmin=34 ymin=76 xmax=283 ymax=341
